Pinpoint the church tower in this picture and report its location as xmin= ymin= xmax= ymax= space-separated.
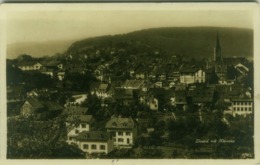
xmin=214 ymin=33 xmax=222 ymax=63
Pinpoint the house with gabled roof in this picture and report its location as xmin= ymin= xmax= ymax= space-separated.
xmin=20 ymin=98 xmax=63 ymax=118
xmin=76 ymin=131 xmax=114 ymax=154
xmin=66 ymin=114 xmax=94 ymax=145
xmin=105 ymin=117 xmax=138 ymax=148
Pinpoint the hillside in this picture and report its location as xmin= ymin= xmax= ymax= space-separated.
xmin=66 ymin=27 xmax=253 ymax=59
xmin=7 ymin=40 xmax=75 ymax=59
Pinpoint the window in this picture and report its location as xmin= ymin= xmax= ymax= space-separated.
xmin=83 ymin=144 xmax=88 ymax=149
xmin=91 ymin=144 xmax=97 ymax=150
xmin=75 ymin=130 xmax=79 ymax=134
xmin=237 ymin=108 xmax=240 ymax=111
xmin=81 ymin=124 xmax=86 ymax=128
xmin=249 ymin=107 xmax=252 ymax=111
xmin=118 ymin=132 xmax=123 ymax=136
xmin=241 ymin=107 xmax=244 ymax=111
xmin=100 ymin=145 xmax=106 ymax=150
xmin=126 ymin=132 xmax=131 ymax=136
xmin=233 ymin=107 xmax=236 ymax=111
xmin=118 ymin=138 xmax=124 ymax=142
xmin=245 ymin=107 xmax=248 ymax=111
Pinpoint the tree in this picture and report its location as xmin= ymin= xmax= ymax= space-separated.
xmin=7 ymin=116 xmax=85 ymax=158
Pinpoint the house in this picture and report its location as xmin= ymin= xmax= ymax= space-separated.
xmin=41 ymin=61 xmax=64 ymax=70
xmin=91 ymin=83 xmax=111 ymax=99
xmin=39 ymin=67 xmax=55 ymax=78
xmin=66 ymin=115 xmax=94 ymax=145
xmin=57 ymin=70 xmax=66 ymax=81
xmin=20 ymin=98 xmax=45 ymax=117
xmin=17 ymin=61 xmax=42 ymax=71
xmin=134 ymin=64 xmax=147 ymax=80
xmin=20 ymin=98 xmax=63 ymax=118
xmin=230 ymin=98 xmax=253 ymax=117
xmin=76 ymin=131 xmax=114 ymax=154
xmin=121 ymin=80 xmax=144 ymax=90
xmin=180 ymin=66 xmax=206 ymax=84
xmin=105 ymin=117 xmax=138 ymax=148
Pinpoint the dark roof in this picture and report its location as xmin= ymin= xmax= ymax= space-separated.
xmin=64 ymin=106 xmax=88 ymax=115
xmin=66 ymin=115 xmax=94 ymax=123
xmin=44 ymin=101 xmax=63 ymax=111
xmin=180 ymin=66 xmax=198 ymax=73
xmin=106 ymin=117 xmax=136 ymax=129
xmin=230 ymin=98 xmax=253 ymax=102
xmin=76 ymin=131 xmax=110 ymax=142
xmin=122 ymin=80 xmax=144 ymax=89
xmin=26 ymin=98 xmax=44 ymax=109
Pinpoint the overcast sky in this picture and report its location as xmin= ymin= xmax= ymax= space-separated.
xmin=6 ymin=4 xmax=254 ymax=44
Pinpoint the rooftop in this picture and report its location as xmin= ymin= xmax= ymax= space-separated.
xmin=66 ymin=115 xmax=94 ymax=123
xmin=106 ymin=117 xmax=136 ymax=129
xmin=76 ymin=131 xmax=110 ymax=142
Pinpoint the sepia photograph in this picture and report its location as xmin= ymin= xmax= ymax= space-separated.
xmin=1 ymin=3 xmax=259 ymax=162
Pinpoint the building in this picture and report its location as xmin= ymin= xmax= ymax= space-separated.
xmin=76 ymin=131 xmax=114 ymax=154
xmin=121 ymin=80 xmax=144 ymax=90
xmin=105 ymin=117 xmax=138 ymax=148
xmin=20 ymin=98 xmax=63 ymax=118
xmin=214 ymin=33 xmax=222 ymax=63
xmin=39 ymin=67 xmax=55 ymax=78
xmin=66 ymin=115 xmax=94 ymax=145
xmin=20 ymin=98 xmax=45 ymax=117
xmin=17 ymin=61 xmax=42 ymax=71
xmin=180 ymin=66 xmax=206 ymax=84
xmin=91 ymin=83 xmax=111 ymax=99
xmin=230 ymin=98 xmax=253 ymax=117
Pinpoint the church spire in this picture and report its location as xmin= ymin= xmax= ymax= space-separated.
xmin=214 ymin=32 xmax=222 ymax=63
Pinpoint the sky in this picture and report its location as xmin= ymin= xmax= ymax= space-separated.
xmin=5 ymin=4 xmax=255 ymax=44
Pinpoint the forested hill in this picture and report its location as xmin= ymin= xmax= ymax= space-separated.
xmin=66 ymin=27 xmax=253 ymax=59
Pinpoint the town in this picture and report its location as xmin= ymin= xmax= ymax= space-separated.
xmin=7 ymin=33 xmax=254 ymax=159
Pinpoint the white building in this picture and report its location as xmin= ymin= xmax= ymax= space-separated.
xmin=180 ymin=67 xmax=206 ymax=84
xmin=105 ymin=117 xmax=137 ymax=148
xmin=66 ymin=115 xmax=94 ymax=145
xmin=76 ymin=131 xmax=114 ymax=154
xmin=231 ymin=98 xmax=253 ymax=117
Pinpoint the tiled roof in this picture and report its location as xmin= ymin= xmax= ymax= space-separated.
xmin=66 ymin=115 xmax=94 ymax=123
xmin=122 ymin=80 xmax=144 ymax=89
xmin=106 ymin=117 xmax=136 ymax=129
xmin=76 ymin=131 xmax=110 ymax=142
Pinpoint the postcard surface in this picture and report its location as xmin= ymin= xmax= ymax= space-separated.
xmin=0 ymin=3 xmax=259 ymax=164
